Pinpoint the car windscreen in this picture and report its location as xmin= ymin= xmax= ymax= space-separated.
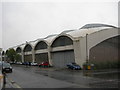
xmin=72 ymin=63 xmax=77 ymax=65
xmin=3 ymin=63 xmax=11 ymax=67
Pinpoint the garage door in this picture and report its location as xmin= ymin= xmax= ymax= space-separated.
xmin=35 ymin=53 xmax=48 ymax=63
xmin=52 ymin=50 xmax=75 ymax=68
xmin=24 ymin=55 xmax=32 ymax=62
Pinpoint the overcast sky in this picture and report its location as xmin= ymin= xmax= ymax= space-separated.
xmin=0 ymin=1 xmax=2 ymax=49
xmin=0 ymin=0 xmax=119 ymax=50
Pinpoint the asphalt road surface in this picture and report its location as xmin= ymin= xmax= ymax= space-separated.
xmin=5 ymin=65 xmax=119 ymax=88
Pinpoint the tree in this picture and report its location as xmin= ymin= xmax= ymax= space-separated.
xmin=15 ymin=54 xmax=21 ymax=62
xmin=6 ymin=48 xmax=16 ymax=62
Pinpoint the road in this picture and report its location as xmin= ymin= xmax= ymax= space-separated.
xmin=5 ymin=65 xmax=119 ymax=88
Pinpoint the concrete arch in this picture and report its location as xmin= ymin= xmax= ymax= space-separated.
xmin=16 ymin=47 xmax=23 ymax=62
xmin=34 ymin=40 xmax=48 ymax=50
xmin=51 ymin=34 xmax=74 ymax=47
xmin=51 ymin=35 xmax=75 ymax=68
xmin=50 ymin=34 xmax=74 ymax=47
xmin=89 ymin=35 xmax=119 ymax=64
xmin=86 ymin=28 xmax=119 ymax=59
xmin=89 ymin=34 xmax=119 ymax=51
xmin=34 ymin=40 xmax=49 ymax=64
xmin=2 ymin=51 xmax=5 ymax=55
xmin=23 ymin=44 xmax=33 ymax=62
xmin=23 ymin=44 xmax=33 ymax=52
xmin=5 ymin=50 xmax=8 ymax=55
xmin=16 ymin=47 xmax=22 ymax=53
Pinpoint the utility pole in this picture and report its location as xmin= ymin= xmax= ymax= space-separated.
xmin=0 ymin=48 xmax=2 ymax=62
xmin=86 ymin=34 xmax=88 ymax=63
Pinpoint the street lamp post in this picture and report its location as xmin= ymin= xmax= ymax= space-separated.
xmin=86 ymin=34 xmax=88 ymax=63
xmin=0 ymin=48 xmax=3 ymax=73
xmin=0 ymin=48 xmax=2 ymax=62
xmin=0 ymin=48 xmax=3 ymax=71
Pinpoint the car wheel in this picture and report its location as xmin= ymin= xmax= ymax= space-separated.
xmin=10 ymin=70 xmax=12 ymax=73
xmin=2 ymin=70 xmax=5 ymax=73
xmin=73 ymin=68 xmax=76 ymax=70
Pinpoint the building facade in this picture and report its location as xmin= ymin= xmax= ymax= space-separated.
xmin=2 ymin=24 xmax=119 ymax=68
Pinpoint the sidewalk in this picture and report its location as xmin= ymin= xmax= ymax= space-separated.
xmin=4 ymin=75 xmax=22 ymax=88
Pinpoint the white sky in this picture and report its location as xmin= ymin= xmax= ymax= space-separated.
xmin=0 ymin=1 xmax=2 ymax=49
xmin=0 ymin=0 xmax=119 ymax=50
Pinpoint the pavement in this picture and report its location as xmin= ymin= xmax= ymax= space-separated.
xmin=5 ymin=77 xmax=22 ymax=88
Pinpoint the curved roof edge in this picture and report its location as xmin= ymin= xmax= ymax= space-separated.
xmin=16 ymin=46 xmax=22 ymax=51
xmin=34 ymin=39 xmax=48 ymax=50
xmin=80 ymin=23 xmax=117 ymax=29
xmin=44 ymin=34 xmax=57 ymax=39
xmin=50 ymin=33 xmax=74 ymax=46
xmin=23 ymin=43 xmax=33 ymax=51
xmin=60 ymin=30 xmax=76 ymax=34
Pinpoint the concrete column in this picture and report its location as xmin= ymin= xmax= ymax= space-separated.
xmin=48 ymin=46 xmax=52 ymax=66
xmin=4 ymin=55 xmax=6 ymax=61
xmin=32 ymin=49 xmax=35 ymax=63
xmin=73 ymin=38 xmax=86 ymax=68
xmin=21 ymin=51 xmax=24 ymax=62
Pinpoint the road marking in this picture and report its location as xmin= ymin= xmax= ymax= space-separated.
xmin=6 ymin=77 xmax=22 ymax=89
xmin=12 ymin=83 xmax=22 ymax=88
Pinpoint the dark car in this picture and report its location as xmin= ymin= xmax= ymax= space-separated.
xmin=1 ymin=63 xmax=12 ymax=73
xmin=66 ymin=62 xmax=81 ymax=70
xmin=38 ymin=62 xmax=50 ymax=67
xmin=22 ymin=62 xmax=27 ymax=65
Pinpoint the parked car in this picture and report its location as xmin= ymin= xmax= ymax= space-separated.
xmin=9 ymin=61 xmax=16 ymax=64
xmin=22 ymin=62 xmax=27 ymax=65
xmin=38 ymin=62 xmax=50 ymax=67
xmin=1 ymin=63 xmax=13 ymax=73
xmin=66 ymin=62 xmax=81 ymax=70
xmin=15 ymin=62 xmax=22 ymax=65
xmin=31 ymin=62 xmax=38 ymax=66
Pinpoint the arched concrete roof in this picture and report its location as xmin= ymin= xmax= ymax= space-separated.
xmin=51 ymin=24 xmax=118 ymax=47
xmin=34 ymin=40 xmax=48 ymax=50
xmin=20 ymin=43 xmax=27 ymax=50
xmin=5 ymin=48 xmax=15 ymax=54
xmin=23 ymin=43 xmax=33 ymax=52
xmin=44 ymin=34 xmax=58 ymax=44
xmin=80 ymin=23 xmax=117 ymax=29
xmin=16 ymin=47 xmax=22 ymax=52
xmin=50 ymin=30 xmax=77 ymax=46
xmin=28 ymin=39 xmax=40 ymax=47
xmin=8 ymin=43 xmax=26 ymax=52
xmin=60 ymin=30 xmax=76 ymax=34
xmin=68 ymin=27 xmax=117 ymax=38
xmin=50 ymin=34 xmax=74 ymax=46
xmin=34 ymin=34 xmax=57 ymax=49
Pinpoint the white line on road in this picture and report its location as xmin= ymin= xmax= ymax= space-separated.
xmin=6 ymin=77 xmax=23 ymax=89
